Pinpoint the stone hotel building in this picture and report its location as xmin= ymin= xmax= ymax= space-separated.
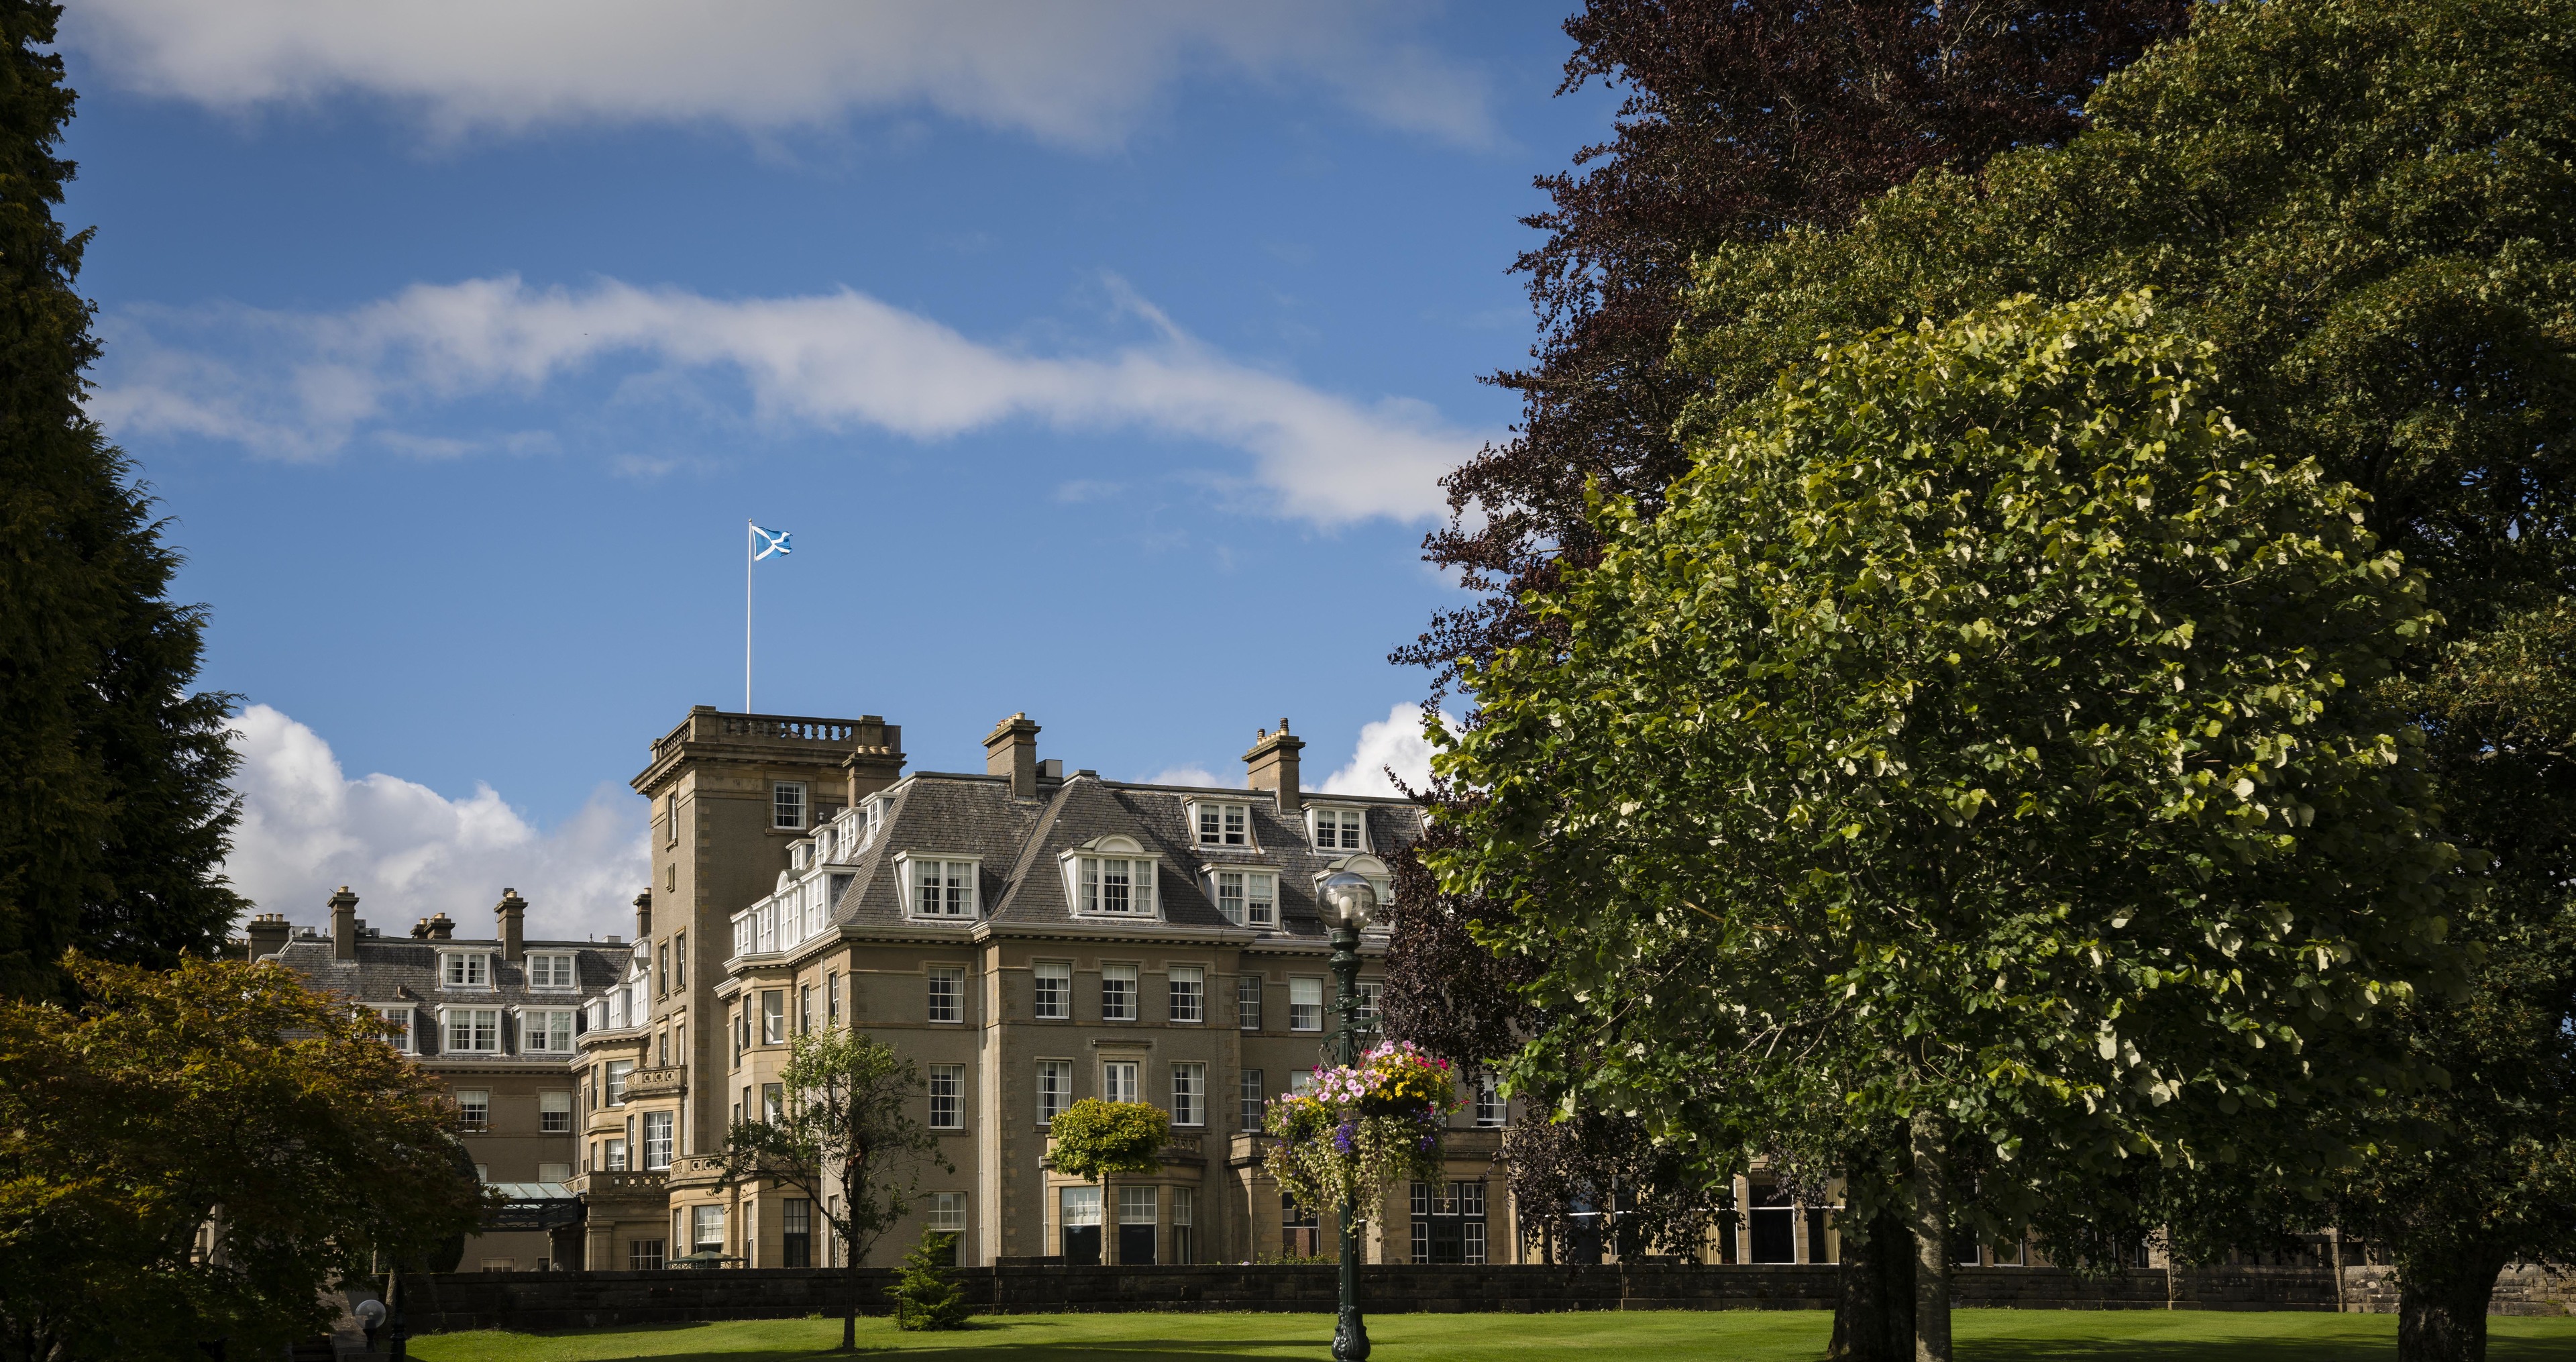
xmin=576 ymin=704 xmax=1525 ymax=1272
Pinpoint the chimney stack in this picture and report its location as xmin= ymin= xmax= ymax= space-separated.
xmin=496 ymin=888 xmax=527 ymax=963
xmin=1244 ymin=719 xmax=1305 ymax=814
xmin=329 ymin=887 xmax=361 ymax=961
xmin=634 ymin=888 xmax=653 ymax=943
xmin=245 ymin=912 xmax=291 ymax=960
xmin=983 ymin=713 xmax=1041 ymax=799
xmin=423 ymin=912 xmax=455 ymax=941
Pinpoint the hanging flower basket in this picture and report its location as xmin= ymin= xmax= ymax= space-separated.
xmin=1263 ymin=1042 xmax=1464 ymax=1220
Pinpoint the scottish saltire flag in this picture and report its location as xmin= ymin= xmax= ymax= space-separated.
xmin=751 ymin=525 xmax=792 ymax=560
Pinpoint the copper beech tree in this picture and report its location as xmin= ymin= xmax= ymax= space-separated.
xmin=1428 ymin=295 xmax=2469 ymax=1362
xmin=0 ymin=953 xmax=480 ymax=1362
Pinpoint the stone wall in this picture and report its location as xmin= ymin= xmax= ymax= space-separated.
xmin=396 ymin=1263 xmax=2370 ymax=1334
xmin=2341 ymin=1265 xmax=2576 ymax=1318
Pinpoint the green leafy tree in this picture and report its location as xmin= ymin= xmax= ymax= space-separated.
xmin=1046 ymin=1098 xmax=1169 ymax=1184
xmin=0 ymin=952 xmax=480 ymax=1361
xmin=1429 ymin=294 xmax=2467 ymax=1360
xmin=2321 ymin=606 xmax=2576 ymax=1362
xmin=890 ymin=1230 xmax=969 ymax=1331
xmin=1667 ymin=2 xmax=2576 ymax=1351
xmin=0 ymin=0 xmax=245 ymax=1002
xmin=716 ymin=1027 xmax=947 ymax=1353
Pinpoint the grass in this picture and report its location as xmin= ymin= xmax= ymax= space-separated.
xmin=405 ymin=1308 xmax=2576 ymax=1362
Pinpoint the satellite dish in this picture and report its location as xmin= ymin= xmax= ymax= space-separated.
xmin=355 ymin=1299 xmax=387 ymax=1334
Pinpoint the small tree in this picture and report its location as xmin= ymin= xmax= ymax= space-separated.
xmin=1046 ymin=1099 xmax=1167 ymax=1261
xmin=0 ymin=953 xmax=480 ymax=1361
xmin=716 ymin=1027 xmax=946 ymax=1353
xmin=890 ymin=1230 xmax=969 ymax=1331
xmin=1430 ymin=293 xmax=2468 ymax=1360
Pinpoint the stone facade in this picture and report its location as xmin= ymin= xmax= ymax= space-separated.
xmin=578 ymin=705 xmax=1538 ymax=1275
xmin=254 ymin=890 xmax=627 ymax=1269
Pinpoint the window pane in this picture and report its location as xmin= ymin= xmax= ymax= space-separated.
xmin=1035 ymin=962 xmax=1070 ymax=1019
xmin=1240 ymin=1069 xmax=1265 ymax=1129
xmin=1237 ymin=976 xmax=1262 ymax=1031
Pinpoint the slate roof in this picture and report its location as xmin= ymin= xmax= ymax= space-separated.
xmin=816 ymin=772 xmax=1421 ymax=941
xmin=270 ymin=933 xmax=626 ymax=1061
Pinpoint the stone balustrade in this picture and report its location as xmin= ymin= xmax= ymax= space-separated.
xmin=623 ymin=1066 xmax=684 ymax=1100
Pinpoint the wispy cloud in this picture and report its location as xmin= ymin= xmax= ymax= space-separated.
xmin=91 ymin=275 xmax=1478 ymax=525
xmin=221 ymin=704 xmax=648 ymax=941
xmin=60 ymin=0 xmax=1497 ymax=152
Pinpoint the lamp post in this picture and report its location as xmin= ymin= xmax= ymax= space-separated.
xmin=1320 ymin=870 xmax=1380 ymax=1362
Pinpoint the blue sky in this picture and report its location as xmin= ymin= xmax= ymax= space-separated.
xmin=56 ymin=1 xmax=1615 ymax=937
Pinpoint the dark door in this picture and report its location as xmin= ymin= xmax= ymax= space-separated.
xmin=1118 ymin=1223 xmax=1157 ymax=1265
xmin=1750 ymin=1207 xmax=1795 ymax=1263
xmin=1062 ymin=1224 xmax=1100 ymax=1266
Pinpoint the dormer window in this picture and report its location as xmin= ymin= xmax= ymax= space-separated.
xmin=1212 ymin=870 xmax=1278 ymax=929
xmin=441 ymin=950 xmax=492 ymax=989
xmin=1062 ymin=836 xmax=1160 ymax=919
xmin=1310 ymin=807 xmax=1368 ymax=852
xmin=1191 ymin=801 xmax=1252 ymax=848
xmin=899 ymin=853 xmax=980 ymax=920
xmin=1317 ymin=854 xmax=1395 ymax=914
xmin=527 ymin=953 xmax=576 ymax=991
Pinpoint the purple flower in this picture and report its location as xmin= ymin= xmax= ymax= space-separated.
xmin=1334 ymin=1120 xmax=1357 ymax=1154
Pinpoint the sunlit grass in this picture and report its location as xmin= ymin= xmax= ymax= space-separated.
xmin=406 ymin=1307 xmax=2576 ymax=1362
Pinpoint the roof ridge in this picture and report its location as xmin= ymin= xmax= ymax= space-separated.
xmin=991 ymin=774 xmax=1081 ymax=917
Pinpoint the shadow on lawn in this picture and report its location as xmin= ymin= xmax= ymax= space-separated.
xmin=1968 ymin=1329 xmax=2576 ymax=1362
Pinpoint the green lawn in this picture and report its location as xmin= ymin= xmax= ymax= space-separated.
xmin=407 ymin=1308 xmax=2576 ymax=1362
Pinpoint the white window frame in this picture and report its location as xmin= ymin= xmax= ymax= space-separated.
xmin=1059 ymin=837 xmax=1161 ymax=920
xmin=897 ymin=852 xmax=981 ymax=921
xmin=1102 ymin=1059 xmax=1139 ymax=1105
xmin=606 ymin=1059 xmax=635 ymax=1106
xmin=930 ymin=1191 xmax=968 ymax=1236
xmin=1476 ymin=1081 xmax=1507 ymax=1129
xmin=928 ymin=1064 xmax=965 ymax=1130
xmin=1167 ymin=965 xmax=1203 ymax=1024
xmin=1187 ymin=800 xmax=1254 ymax=849
xmin=455 ymin=1087 xmax=491 ymax=1130
xmin=773 ymin=781 xmax=808 ymax=830
xmin=1289 ymin=977 xmax=1324 ymax=1033
xmin=441 ymin=1006 xmax=502 ymax=1053
xmin=1171 ymin=1061 xmax=1205 ymax=1127
xmin=540 ymin=1089 xmax=574 ymax=1133
xmin=927 ymin=965 xmax=967 ymax=1024
xmin=1313 ymin=855 xmax=1395 ymax=916
xmin=1033 ymin=961 xmax=1072 ymax=1020
xmin=519 ymin=1006 xmax=578 ymax=1054
xmin=371 ymin=1004 xmax=415 ymax=1053
xmin=642 ymin=1110 xmax=674 ymax=1169
xmin=1101 ymin=963 xmax=1138 ymax=1023
xmin=1209 ymin=870 xmax=1277 ymax=928
xmin=1038 ymin=1059 xmax=1074 ymax=1124
xmin=1307 ymin=806 xmax=1369 ymax=853
xmin=439 ymin=950 xmax=494 ymax=990
xmin=526 ymin=951 xmax=577 ymax=992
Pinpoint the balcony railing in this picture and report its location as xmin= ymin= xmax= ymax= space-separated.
xmin=572 ymin=1169 xmax=667 ymax=1199
xmin=625 ymin=1066 xmax=685 ymax=1100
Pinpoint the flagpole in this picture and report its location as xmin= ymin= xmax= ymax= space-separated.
xmin=745 ymin=519 xmax=755 ymax=714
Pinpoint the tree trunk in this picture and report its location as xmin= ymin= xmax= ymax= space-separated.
xmin=2397 ymin=1249 xmax=2509 ymax=1362
xmin=1828 ymin=1204 xmax=1919 ymax=1361
xmin=1907 ymin=1112 xmax=1952 ymax=1362
xmin=843 ymin=1259 xmax=861 ymax=1351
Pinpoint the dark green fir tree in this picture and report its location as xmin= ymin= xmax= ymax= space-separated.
xmin=890 ymin=1230 xmax=968 ymax=1332
xmin=0 ymin=0 xmax=243 ymax=1000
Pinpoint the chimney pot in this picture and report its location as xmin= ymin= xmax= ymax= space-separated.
xmin=329 ymin=887 xmax=362 ymax=961
xmin=496 ymin=888 xmax=528 ymax=963
xmin=983 ymin=713 xmax=1042 ymax=799
xmin=634 ymin=888 xmax=653 ymax=942
xmin=1244 ymin=719 xmax=1306 ymax=814
xmin=423 ymin=912 xmax=455 ymax=941
xmin=245 ymin=912 xmax=292 ymax=960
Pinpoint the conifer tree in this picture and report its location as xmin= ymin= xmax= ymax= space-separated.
xmin=0 ymin=0 xmax=243 ymax=1000
xmin=890 ymin=1231 xmax=969 ymax=1332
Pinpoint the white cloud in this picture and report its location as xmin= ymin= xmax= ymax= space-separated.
xmin=1320 ymin=701 xmax=1454 ymax=798
xmin=91 ymin=274 xmax=1477 ymax=525
xmin=221 ymin=704 xmax=647 ymax=942
xmin=59 ymin=0 xmax=1496 ymax=151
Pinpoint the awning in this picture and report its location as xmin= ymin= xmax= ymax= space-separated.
xmin=482 ymin=1181 xmax=582 ymax=1232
